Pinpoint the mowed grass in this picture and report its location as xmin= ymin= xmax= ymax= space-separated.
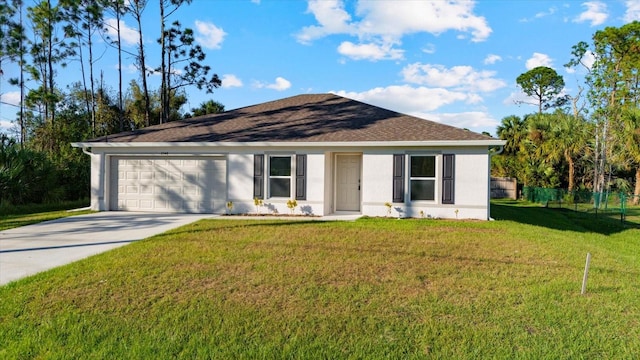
xmin=1 ymin=202 xmax=639 ymax=358
xmin=0 ymin=200 xmax=92 ymax=231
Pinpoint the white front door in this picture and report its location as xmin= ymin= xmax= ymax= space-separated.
xmin=335 ymin=154 xmax=361 ymax=211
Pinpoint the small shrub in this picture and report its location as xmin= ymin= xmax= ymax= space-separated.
xmin=384 ymin=202 xmax=392 ymax=217
xmin=287 ymin=199 xmax=298 ymax=214
xmin=254 ymin=198 xmax=263 ymax=214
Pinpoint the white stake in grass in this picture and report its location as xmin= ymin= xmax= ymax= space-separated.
xmin=581 ymin=252 xmax=592 ymax=295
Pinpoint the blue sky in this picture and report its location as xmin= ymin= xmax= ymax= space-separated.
xmin=1 ymin=0 xmax=639 ymax=136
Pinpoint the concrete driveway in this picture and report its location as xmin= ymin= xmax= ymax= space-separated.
xmin=0 ymin=212 xmax=213 ymax=286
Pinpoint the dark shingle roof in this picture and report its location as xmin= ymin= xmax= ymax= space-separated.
xmin=90 ymin=93 xmax=495 ymax=143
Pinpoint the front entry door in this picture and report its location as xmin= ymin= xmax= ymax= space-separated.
xmin=335 ymin=154 xmax=361 ymax=211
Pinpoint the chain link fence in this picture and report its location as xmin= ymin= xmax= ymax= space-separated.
xmin=522 ymin=186 xmax=640 ymax=223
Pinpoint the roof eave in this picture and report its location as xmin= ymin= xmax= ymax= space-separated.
xmin=71 ymin=140 xmax=506 ymax=149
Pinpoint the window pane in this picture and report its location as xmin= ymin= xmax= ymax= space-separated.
xmin=270 ymin=156 xmax=291 ymax=176
xmin=410 ymin=180 xmax=435 ymax=201
xmin=411 ymin=156 xmax=435 ymax=177
xmin=270 ymin=178 xmax=291 ymax=197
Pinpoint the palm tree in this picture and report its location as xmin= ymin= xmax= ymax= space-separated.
xmin=494 ymin=115 xmax=529 ymax=181
xmin=542 ymin=111 xmax=591 ymax=192
xmin=525 ymin=113 xmax=560 ymax=188
xmin=188 ymin=99 xmax=225 ymax=117
xmin=496 ymin=115 xmax=527 ymax=155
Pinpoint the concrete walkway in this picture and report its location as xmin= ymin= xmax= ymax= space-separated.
xmin=0 ymin=212 xmax=213 ymax=286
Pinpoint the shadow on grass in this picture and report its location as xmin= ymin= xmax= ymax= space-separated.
xmin=151 ymin=219 xmax=338 ymax=240
xmin=491 ymin=199 xmax=639 ymax=235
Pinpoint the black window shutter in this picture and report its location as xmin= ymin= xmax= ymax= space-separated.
xmin=442 ymin=154 xmax=455 ymax=204
xmin=392 ymin=154 xmax=405 ymax=203
xmin=253 ymin=154 xmax=264 ymax=199
xmin=295 ymin=154 xmax=306 ymax=200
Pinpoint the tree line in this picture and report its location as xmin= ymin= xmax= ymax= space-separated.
xmin=493 ymin=21 xmax=640 ymax=204
xmin=0 ymin=0 xmax=224 ymax=205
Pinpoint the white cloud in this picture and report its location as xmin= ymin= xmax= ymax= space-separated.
xmin=353 ymin=1 xmax=491 ymax=42
xmin=582 ymin=51 xmax=596 ymax=70
xmin=504 ymin=89 xmax=532 ymax=107
xmin=483 ymin=54 xmax=502 ymax=65
xmin=268 ymin=77 xmax=291 ymax=91
xmin=525 ymin=52 xmax=553 ymax=69
xmin=121 ymin=63 xmax=138 ymax=74
xmin=297 ymin=0 xmax=491 ymax=60
xmin=0 ymin=91 xmax=21 ymax=106
xmin=104 ymin=18 xmax=139 ymax=47
xmin=574 ymin=1 xmax=608 ymax=26
xmin=624 ymin=0 xmax=640 ymax=22
xmin=121 ymin=63 xmax=159 ymax=76
xmin=221 ymin=74 xmax=243 ymax=88
xmin=565 ymin=50 xmax=595 ymax=73
xmin=0 ymin=92 xmax=19 ymax=131
xmin=401 ymin=63 xmax=506 ymax=92
xmin=254 ymin=77 xmax=291 ymax=91
xmin=333 ymin=85 xmax=477 ymax=113
xmin=337 ymin=41 xmax=403 ymax=61
xmin=194 ymin=20 xmax=226 ymax=50
xmin=297 ymin=0 xmax=354 ymax=44
xmin=422 ymin=43 xmax=436 ymax=54
xmin=0 ymin=119 xmax=13 ymax=131
xmin=536 ymin=6 xmax=557 ymax=19
xmin=415 ymin=111 xmax=499 ymax=131
xmin=332 ymin=86 xmax=498 ymax=133
xmin=519 ymin=6 xmax=557 ymax=22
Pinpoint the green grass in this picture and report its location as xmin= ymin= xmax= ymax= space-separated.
xmin=491 ymin=199 xmax=640 ymax=235
xmin=0 ymin=200 xmax=92 ymax=231
xmin=1 ymin=201 xmax=639 ymax=358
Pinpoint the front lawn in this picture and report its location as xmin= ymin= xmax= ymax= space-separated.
xmin=0 ymin=200 xmax=92 ymax=231
xmin=1 ymin=202 xmax=639 ymax=358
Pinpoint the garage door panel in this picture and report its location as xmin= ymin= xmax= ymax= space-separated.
xmin=110 ymin=156 xmax=227 ymax=213
xmin=125 ymin=199 xmax=139 ymax=208
xmin=140 ymin=171 xmax=154 ymax=180
xmin=183 ymin=172 xmax=199 ymax=183
xmin=153 ymin=200 xmax=168 ymax=209
xmin=183 ymin=186 xmax=198 ymax=196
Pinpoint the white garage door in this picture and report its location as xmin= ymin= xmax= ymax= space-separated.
xmin=110 ymin=156 xmax=227 ymax=213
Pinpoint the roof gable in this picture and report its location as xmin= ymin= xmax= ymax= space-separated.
xmin=89 ymin=93 xmax=495 ymax=143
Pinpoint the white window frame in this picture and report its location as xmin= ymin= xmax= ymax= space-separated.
xmin=409 ymin=154 xmax=438 ymax=202
xmin=268 ymin=155 xmax=294 ymax=198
